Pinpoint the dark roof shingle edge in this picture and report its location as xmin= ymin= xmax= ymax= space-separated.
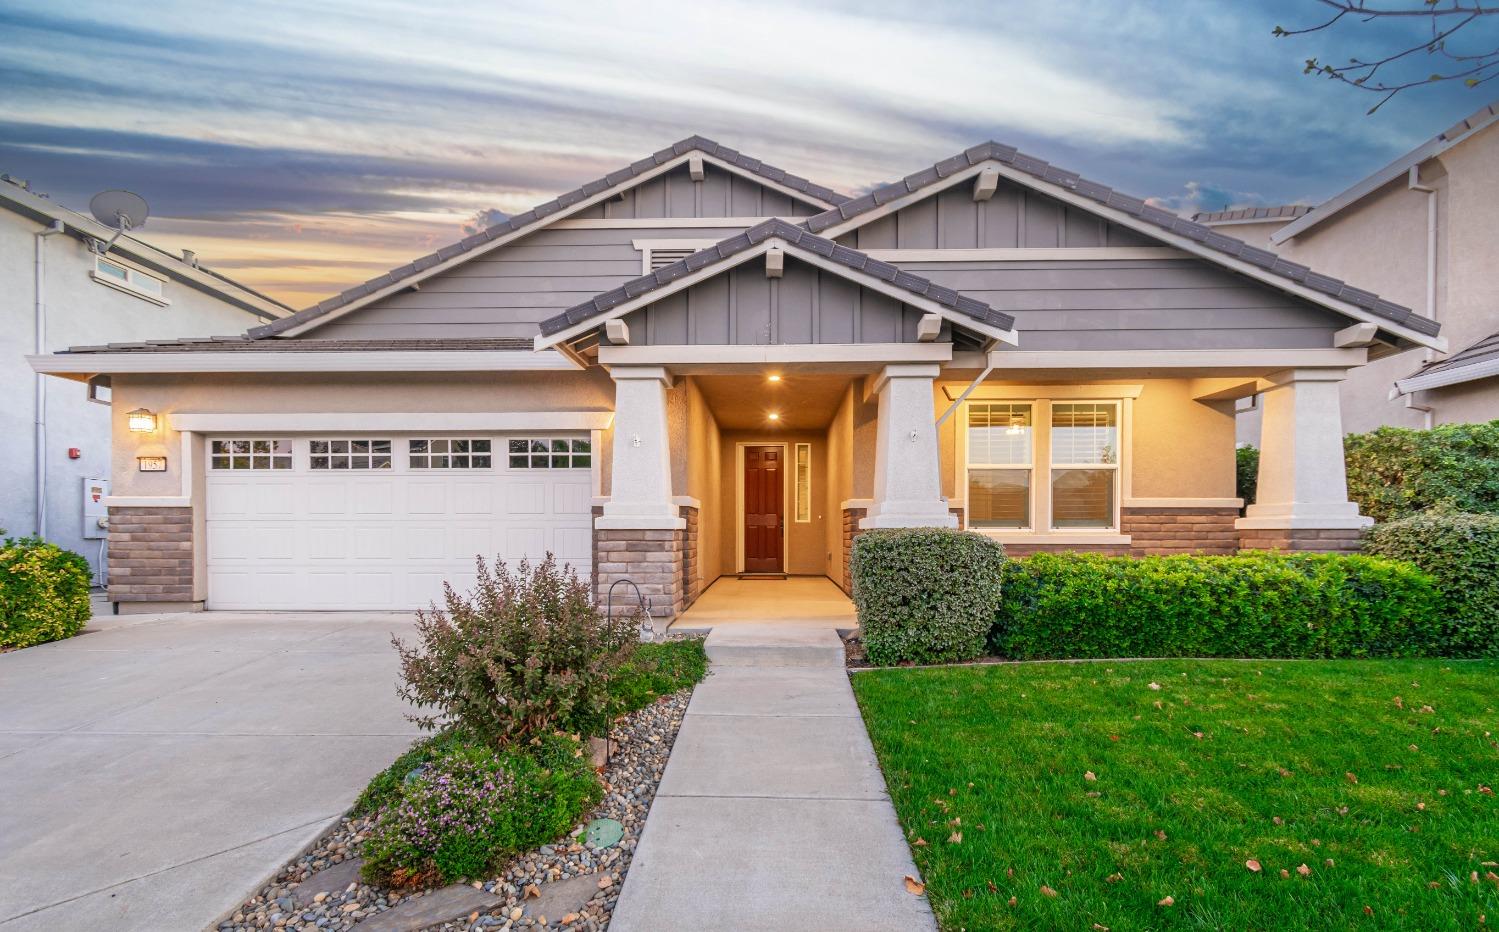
xmin=1193 ymin=205 xmax=1312 ymax=224
xmin=537 ymin=219 xmax=1017 ymax=338
xmin=248 ymin=137 xmax=849 ymax=340
xmin=1408 ymin=328 xmax=1499 ymax=379
xmin=803 ymin=142 xmax=1439 ymax=339
xmin=58 ymin=337 xmax=534 ymax=355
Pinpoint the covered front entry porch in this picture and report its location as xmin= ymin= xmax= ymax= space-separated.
xmin=672 ymin=576 xmax=856 ymax=631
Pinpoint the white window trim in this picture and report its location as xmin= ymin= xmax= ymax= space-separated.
xmin=92 ymin=254 xmax=170 ymax=306
xmin=961 ymin=396 xmax=1133 ymax=543
xmin=631 ymin=238 xmax=719 ymax=274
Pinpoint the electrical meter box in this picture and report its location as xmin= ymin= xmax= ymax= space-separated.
xmin=83 ymin=477 xmax=110 ymax=539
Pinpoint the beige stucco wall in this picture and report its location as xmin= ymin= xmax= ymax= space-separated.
xmin=1240 ymin=125 xmax=1499 ymax=435
xmin=824 ymin=383 xmax=856 ymax=586
xmin=108 ymin=369 xmax=617 ymax=498
xmin=1428 ymin=377 xmax=1499 ymax=426
xmin=682 ymin=377 xmax=724 ymax=583
xmin=936 ymin=376 xmax=1237 ymax=507
xmin=715 ymin=430 xmax=829 ymax=577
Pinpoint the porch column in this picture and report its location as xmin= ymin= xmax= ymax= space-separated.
xmin=1235 ymin=368 xmax=1370 ymax=552
xmin=599 ymin=366 xmax=682 ymax=529
xmin=861 ymin=363 xmax=958 ymax=530
xmin=597 ymin=365 xmax=684 ymax=629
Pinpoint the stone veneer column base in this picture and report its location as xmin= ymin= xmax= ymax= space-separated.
xmin=595 ymin=528 xmax=684 ymax=622
xmin=679 ymin=505 xmax=701 ymax=610
xmin=108 ymin=505 xmax=199 ymax=607
xmin=1238 ymin=527 xmax=1365 ymax=554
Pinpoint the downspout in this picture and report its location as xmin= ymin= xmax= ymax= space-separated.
xmin=1407 ymin=164 xmax=1438 ymax=428
xmin=34 ymin=219 xmax=65 ymax=538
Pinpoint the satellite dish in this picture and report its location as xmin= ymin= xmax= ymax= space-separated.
xmin=89 ymin=190 xmax=149 ymax=255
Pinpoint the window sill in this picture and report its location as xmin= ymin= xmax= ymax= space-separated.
xmin=970 ymin=530 xmax=1131 ymax=546
xmin=90 ymin=271 xmax=170 ymax=306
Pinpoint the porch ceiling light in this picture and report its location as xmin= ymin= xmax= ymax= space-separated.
xmin=127 ymin=407 xmax=157 ymax=432
xmin=768 ymin=412 xmax=780 ymax=421
xmin=767 ymin=374 xmax=782 ymax=383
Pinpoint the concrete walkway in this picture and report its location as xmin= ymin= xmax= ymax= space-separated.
xmin=672 ymin=576 xmax=857 ymax=631
xmin=610 ymin=624 xmax=936 ymax=931
xmin=0 ymin=610 xmax=421 ymax=931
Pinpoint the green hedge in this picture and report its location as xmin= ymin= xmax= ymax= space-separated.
xmin=1235 ymin=444 xmax=1259 ymax=508
xmin=1 ymin=537 xmax=92 ymax=650
xmin=1364 ymin=510 xmax=1499 ymax=657
xmin=992 ymin=552 xmax=1441 ymax=660
xmin=851 ymin=528 xmax=1005 ymax=665
xmin=1345 ymin=420 xmax=1499 ymax=523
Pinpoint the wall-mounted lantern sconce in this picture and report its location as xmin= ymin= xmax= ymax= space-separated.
xmin=127 ymin=407 xmax=157 ymax=432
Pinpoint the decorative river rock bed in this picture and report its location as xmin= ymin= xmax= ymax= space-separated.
xmin=216 ymin=689 xmax=690 ymax=932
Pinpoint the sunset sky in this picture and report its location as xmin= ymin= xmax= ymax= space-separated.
xmin=2 ymin=0 xmax=1494 ymax=309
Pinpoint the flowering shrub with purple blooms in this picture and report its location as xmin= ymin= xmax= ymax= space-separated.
xmin=362 ymin=734 xmax=600 ymax=885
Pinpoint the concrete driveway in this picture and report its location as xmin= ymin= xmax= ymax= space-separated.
xmin=0 ymin=610 xmax=423 ymax=931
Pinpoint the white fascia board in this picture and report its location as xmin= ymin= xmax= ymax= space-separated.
xmin=538 ymin=236 xmax=1019 ymax=350
xmin=820 ymin=159 xmax=1443 ymax=352
xmin=597 ymin=342 xmax=953 ymax=368
xmin=553 ymin=217 xmax=771 ymax=229
xmin=27 ymin=349 xmax=579 ymax=377
xmin=1394 ymin=357 xmax=1499 ymax=395
xmin=168 ymin=411 xmax=614 ymax=433
xmin=863 ymin=247 xmax=1187 ymax=262
xmin=944 ymin=382 xmax=1143 ymax=400
xmin=987 ymin=348 xmax=1369 ymax=370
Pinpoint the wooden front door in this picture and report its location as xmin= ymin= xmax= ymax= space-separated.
xmin=743 ymin=445 xmax=784 ymax=573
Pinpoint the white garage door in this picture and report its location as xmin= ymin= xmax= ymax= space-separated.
xmin=205 ymin=434 xmax=594 ymax=610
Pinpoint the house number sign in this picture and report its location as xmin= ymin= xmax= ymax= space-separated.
xmin=137 ymin=456 xmax=168 ymax=472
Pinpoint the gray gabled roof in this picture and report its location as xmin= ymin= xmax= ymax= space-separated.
xmin=1273 ymin=99 xmax=1498 ymax=244
xmin=1394 ymin=327 xmax=1499 ymax=395
xmin=1193 ymin=205 xmax=1311 ymax=224
xmin=537 ymin=218 xmax=1017 ymax=338
xmin=248 ymin=137 xmax=848 ymax=340
xmin=803 ymin=141 xmax=1440 ymax=339
xmin=56 ymin=336 xmax=535 ymax=355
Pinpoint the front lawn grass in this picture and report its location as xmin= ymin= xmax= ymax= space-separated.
xmin=852 ymin=659 xmax=1499 ymax=930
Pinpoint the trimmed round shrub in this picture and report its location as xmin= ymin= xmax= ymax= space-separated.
xmin=1364 ymin=510 xmax=1499 ymax=657
xmin=1345 ymin=420 xmax=1499 ymax=523
xmin=992 ymin=552 xmax=1441 ymax=660
xmin=1 ymin=537 xmax=92 ymax=650
xmin=361 ymin=733 xmax=601 ymax=886
xmin=851 ymin=528 xmax=1005 ymax=666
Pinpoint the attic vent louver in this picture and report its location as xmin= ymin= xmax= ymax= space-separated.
xmin=649 ymin=247 xmax=695 ymax=270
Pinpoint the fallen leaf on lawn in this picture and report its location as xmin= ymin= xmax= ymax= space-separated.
xmin=1393 ymin=696 xmax=1403 ymax=708
xmin=1420 ymin=705 xmax=1435 ymax=714
xmin=1337 ymin=806 xmax=1349 ymax=815
xmin=1093 ymin=925 xmax=1110 ymax=931
xmin=1473 ymin=872 xmax=1481 ymax=884
xmin=1008 ymin=897 xmax=1017 ymax=907
xmin=904 ymin=875 xmax=926 ymax=895
xmin=1487 ymin=872 xmax=1499 ymax=886
xmin=1105 ymin=873 xmax=1123 ymax=884
xmin=1409 ymin=744 xmax=1419 ymax=752
xmin=1345 ymin=772 xmax=1358 ymax=784
xmin=986 ymin=880 xmax=998 ymax=894
xmin=1417 ymin=802 xmax=1427 ymax=811
xmin=1109 ymin=734 xmax=1120 ymax=742
xmin=1086 ymin=791 xmax=1101 ymax=798
xmin=1192 ymin=731 xmax=1204 ymax=740
xmin=1040 ymin=885 xmax=1058 ymax=898
xmin=1364 ymin=906 xmax=1374 ymax=916
xmin=949 ymin=817 xmax=962 ymax=827
xmin=1297 ymin=864 xmax=1312 ymax=876
xmin=1155 ymin=830 xmax=1167 ymax=841
xmin=1429 ymin=881 xmax=1442 ymax=889
xmin=1149 ymin=682 xmax=1162 ymax=691
xmin=1085 ymin=771 xmax=1097 ymax=782
xmin=1481 ymin=785 xmax=1495 ymax=796
xmin=1246 ymin=859 xmax=1262 ymax=873
xmin=1278 ymin=768 xmax=1293 ymax=778
xmin=1280 ymin=869 xmax=1291 ymax=879
xmin=1007 ymin=867 xmax=1015 ymax=878
xmin=1325 ymin=859 xmax=1335 ymax=868
xmin=948 ymin=831 xmax=963 ymax=844
xmin=949 ymin=787 xmax=957 ymax=796
xmin=913 ymin=837 xmax=929 ymax=847
xmin=1158 ymin=896 xmax=1174 ymax=907
xmin=1273 ymin=816 xmax=1284 ymax=825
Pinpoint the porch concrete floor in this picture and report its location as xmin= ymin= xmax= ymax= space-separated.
xmin=608 ymin=622 xmax=935 ymax=932
xmin=670 ymin=576 xmax=856 ymax=631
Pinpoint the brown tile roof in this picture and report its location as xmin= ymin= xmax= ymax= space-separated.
xmin=58 ymin=337 xmax=534 ymax=354
xmin=247 ymin=137 xmax=848 ymax=340
xmin=1192 ymin=205 xmax=1312 ymax=224
xmin=537 ymin=218 xmax=1017 ymax=338
xmin=803 ymin=141 xmax=1440 ymax=339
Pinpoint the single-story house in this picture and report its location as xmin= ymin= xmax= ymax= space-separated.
xmin=30 ymin=136 xmax=1446 ymax=621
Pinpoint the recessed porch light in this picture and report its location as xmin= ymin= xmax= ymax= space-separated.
xmin=767 ymin=413 xmax=780 ymax=421
xmin=767 ymin=374 xmax=782 ymax=383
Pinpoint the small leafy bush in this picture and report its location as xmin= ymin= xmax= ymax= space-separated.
xmin=361 ymin=733 xmax=600 ymax=886
xmin=1364 ymin=510 xmax=1499 ymax=657
xmin=608 ymin=638 xmax=708 ymax=716
xmin=1 ymin=536 xmax=92 ymax=649
xmin=1235 ymin=444 xmax=1259 ymax=508
xmin=852 ymin=528 xmax=1006 ymax=666
xmin=1345 ymin=420 xmax=1499 ymax=523
xmin=394 ymin=555 xmax=636 ymax=747
xmin=992 ymin=552 xmax=1441 ymax=660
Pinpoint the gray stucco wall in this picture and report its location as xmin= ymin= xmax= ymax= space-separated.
xmin=1 ymin=210 xmax=274 ymax=578
xmin=314 ymin=224 xmax=750 ymax=340
xmin=622 ymin=255 xmax=933 ymax=345
xmin=570 ymin=161 xmax=819 ymax=220
xmin=850 ymin=178 xmax=1156 ymax=249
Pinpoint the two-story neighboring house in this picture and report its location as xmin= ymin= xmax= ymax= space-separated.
xmin=30 ymin=136 xmax=1442 ymax=621
xmin=1 ymin=176 xmax=290 ymax=578
xmin=1197 ymin=101 xmax=1498 ymax=441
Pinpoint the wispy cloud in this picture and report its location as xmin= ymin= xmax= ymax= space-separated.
xmin=0 ymin=0 xmax=1490 ymax=307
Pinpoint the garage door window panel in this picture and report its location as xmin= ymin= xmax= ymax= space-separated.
xmin=211 ymin=439 xmax=292 ymax=471
xmin=311 ymin=439 xmax=392 ymax=470
xmin=410 ymin=438 xmax=492 ymax=469
xmin=508 ymin=437 xmax=590 ymax=469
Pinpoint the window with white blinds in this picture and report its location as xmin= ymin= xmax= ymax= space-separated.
xmin=964 ymin=399 xmax=1122 ymax=533
xmin=794 ymin=443 xmax=811 ymax=523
